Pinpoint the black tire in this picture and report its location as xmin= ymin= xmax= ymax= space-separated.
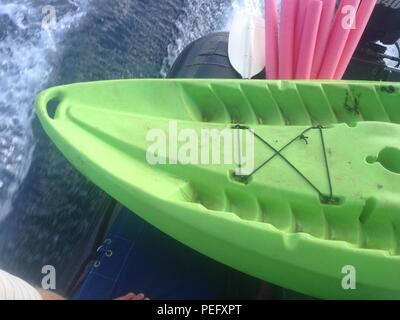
xmin=168 ymin=32 xmax=265 ymax=79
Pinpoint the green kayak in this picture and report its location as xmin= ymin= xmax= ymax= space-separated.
xmin=36 ymin=79 xmax=400 ymax=299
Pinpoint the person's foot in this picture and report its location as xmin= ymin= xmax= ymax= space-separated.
xmin=115 ymin=293 xmax=149 ymax=300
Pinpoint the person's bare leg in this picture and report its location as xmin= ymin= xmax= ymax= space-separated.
xmin=37 ymin=289 xmax=149 ymax=300
xmin=37 ymin=289 xmax=66 ymax=300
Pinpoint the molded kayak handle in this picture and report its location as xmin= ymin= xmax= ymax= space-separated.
xmin=35 ymin=88 xmax=64 ymax=121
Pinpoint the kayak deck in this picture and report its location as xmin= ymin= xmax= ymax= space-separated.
xmin=36 ymin=79 xmax=400 ymax=299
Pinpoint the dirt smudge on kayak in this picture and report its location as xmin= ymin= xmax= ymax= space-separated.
xmin=380 ymin=85 xmax=396 ymax=94
xmin=343 ymin=91 xmax=361 ymax=115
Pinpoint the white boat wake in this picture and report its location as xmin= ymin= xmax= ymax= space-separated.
xmin=0 ymin=0 xmax=90 ymax=221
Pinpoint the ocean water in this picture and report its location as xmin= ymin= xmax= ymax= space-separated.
xmin=0 ymin=0 xmax=263 ymax=287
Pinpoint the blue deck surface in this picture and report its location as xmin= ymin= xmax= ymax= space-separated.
xmin=74 ymin=208 xmax=251 ymax=300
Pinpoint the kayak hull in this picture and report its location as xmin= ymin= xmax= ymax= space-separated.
xmin=36 ymin=79 xmax=400 ymax=299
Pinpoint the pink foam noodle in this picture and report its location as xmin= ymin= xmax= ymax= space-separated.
xmin=318 ymin=0 xmax=361 ymax=79
xmin=311 ymin=0 xmax=336 ymax=79
xmin=294 ymin=0 xmax=309 ymax=70
xmin=279 ymin=0 xmax=298 ymax=79
xmin=334 ymin=0 xmax=377 ymax=79
xmin=296 ymin=0 xmax=323 ymax=79
xmin=265 ymin=0 xmax=279 ymax=79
